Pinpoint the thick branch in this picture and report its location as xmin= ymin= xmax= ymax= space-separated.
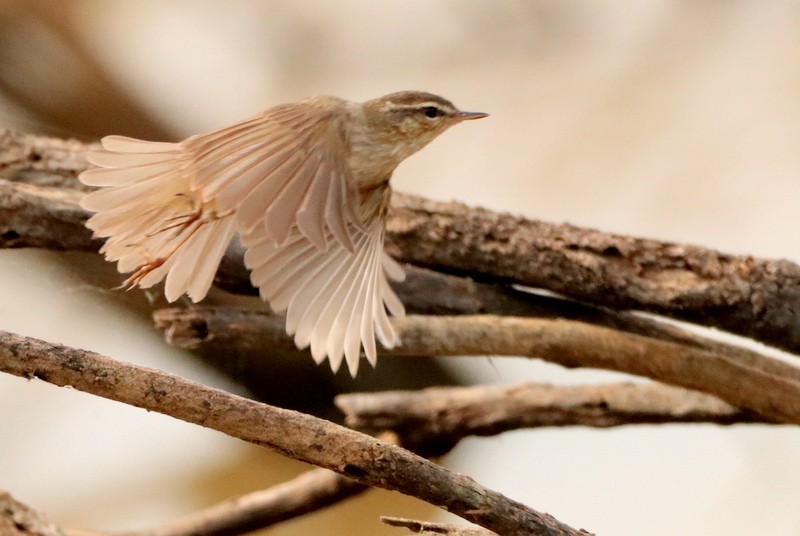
xmin=1 ymin=130 xmax=799 ymax=354
xmin=0 ymin=130 xmax=92 ymax=190
xmin=0 ymin=330 xmax=585 ymax=536
xmin=152 ymin=307 xmax=800 ymax=425
xmin=0 ymin=180 xmax=92 ymax=251
xmin=0 ymin=174 xmax=728 ymax=351
xmin=387 ymin=193 xmax=800 ymax=354
xmin=336 ymin=382 xmax=762 ymax=445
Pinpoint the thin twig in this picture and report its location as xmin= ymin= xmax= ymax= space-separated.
xmin=336 ymin=382 xmax=763 ymax=446
xmin=382 ymin=516 xmax=494 ymax=536
xmin=112 ymin=468 xmax=365 ymax=536
xmin=152 ymin=307 xmax=800 ymax=425
xmin=104 ymin=432 xmax=398 ymax=536
xmin=0 ymin=330 xmax=587 ymax=536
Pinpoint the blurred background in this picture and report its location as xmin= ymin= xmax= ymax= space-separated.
xmin=1 ymin=1 xmax=800 ymax=535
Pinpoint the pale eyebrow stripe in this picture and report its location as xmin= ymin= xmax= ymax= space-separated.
xmin=385 ymin=102 xmax=456 ymax=113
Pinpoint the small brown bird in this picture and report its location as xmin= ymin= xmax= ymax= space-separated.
xmin=79 ymin=91 xmax=487 ymax=375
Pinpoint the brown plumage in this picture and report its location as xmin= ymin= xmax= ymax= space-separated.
xmin=79 ymin=91 xmax=487 ymax=375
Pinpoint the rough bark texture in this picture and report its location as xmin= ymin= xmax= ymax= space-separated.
xmin=0 ymin=330 xmax=587 ymax=536
xmin=152 ymin=307 xmax=800 ymax=425
xmin=386 ymin=193 xmax=800 ymax=355
xmin=0 ymin=130 xmax=92 ymax=190
xmin=2 ymin=129 xmax=799 ymax=356
xmin=336 ymin=382 xmax=762 ymax=446
xmin=0 ymin=491 xmax=65 ymax=536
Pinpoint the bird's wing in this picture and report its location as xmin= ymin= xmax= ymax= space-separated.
xmin=184 ymin=101 xmax=359 ymax=250
xmin=242 ymin=218 xmax=405 ymax=376
xmin=79 ymin=100 xmax=361 ymax=302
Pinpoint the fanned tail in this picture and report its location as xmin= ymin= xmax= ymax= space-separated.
xmin=242 ymin=220 xmax=405 ymax=376
xmin=79 ymin=136 xmax=236 ymax=302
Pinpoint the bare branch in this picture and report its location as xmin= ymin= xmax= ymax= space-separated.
xmin=2 ymin=129 xmax=800 ymax=355
xmin=392 ymin=315 xmax=800 ymax=424
xmin=0 ymin=491 xmax=66 ymax=536
xmin=382 ymin=516 xmax=494 ymax=536
xmin=0 ymin=130 xmax=92 ymax=190
xmin=0 ymin=179 xmax=92 ymax=251
xmin=0 ymin=168 xmax=732 ymax=352
xmin=152 ymin=307 xmax=800 ymax=425
xmin=336 ymin=382 xmax=763 ymax=445
xmin=110 ymin=468 xmax=365 ymax=536
xmin=386 ymin=193 xmax=800 ymax=355
xmin=0 ymin=330 xmax=586 ymax=536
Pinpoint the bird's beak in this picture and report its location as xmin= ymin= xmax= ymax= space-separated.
xmin=458 ymin=111 xmax=489 ymax=121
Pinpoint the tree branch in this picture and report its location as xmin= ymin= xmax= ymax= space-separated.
xmin=382 ymin=516 xmax=494 ymax=536
xmin=0 ymin=169 xmax=736 ymax=353
xmin=5 ymin=469 xmax=364 ymax=536
xmin=386 ymin=193 xmax=800 ymax=355
xmin=2 ymin=129 xmax=800 ymax=355
xmin=0 ymin=491 xmax=66 ymax=536
xmin=110 ymin=468 xmax=365 ymax=536
xmin=336 ymin=382 xmax=763 ymax=446
xmin=0 ymin=330 xmax=586 ymax=536
xmin=152 ymin=307 xmax=800 ymax=425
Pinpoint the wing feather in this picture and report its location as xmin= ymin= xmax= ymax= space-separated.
xmin=241 ymin=219 xmax=402 ymax=375
xmin=87 ymin=149 xmax=178 ymax=168
xmin=79 ymin=96 xmax=386 ymax=374
xmin=165 ymin=221 xmax=213 ymax=302
xmin=264 ymin=154 xmax=319 ymax=245
xmin=295 ymin=162 xmax=333 ymax=250
xmin=79 ymin=159 xmax=185 ymax=187
xmin=101 ymin=135 xmax=179 ymax=153
xmin=182 ymin=100 xmax=358 ymax=250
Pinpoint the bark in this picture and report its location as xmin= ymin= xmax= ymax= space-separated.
xmin=336 ymin=382 xmax=762 ymax=446
xmin=1 ymin=129 xmax=799 ymax=355
xmin=382 ymin=516 xmax=495 ymax=536
xmin=0 ymin=330 xmax=586 ymax=536
xmin=0 ymin=491 xmax=66 ymax=536
xmin=386 ymin=193 xmax=800 ymax=355
xmin=152 ymin=307 xmax=800 ymax=425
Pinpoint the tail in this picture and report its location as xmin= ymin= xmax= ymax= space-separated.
xmin=79 ymin=136 xmax=236 ymax=302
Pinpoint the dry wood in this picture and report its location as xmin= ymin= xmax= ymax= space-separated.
xmin=0 ymin=159 xmax=742 ymax=351
xmin=2 ymin=130 xmax=800 ymax=355
xmin=0 ymin=491 xmax=66 ymax=536
xmin=0 ymin=330 xmax=586 ymax=536
xmin=386 ymin=193 xmax=800 ymax=355
xmin=152 ymin=307 xmax=800 ymax=425
xmin=382 ymin=516 xmax=495 ymax=536
xmin=110 ymin=468 xmax=365 ymax=536
xmin=336 ymin=382 xmax=762 ymax=445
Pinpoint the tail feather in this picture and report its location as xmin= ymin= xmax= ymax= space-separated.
xmin=79 ymin=136 xmax=235 ymax=302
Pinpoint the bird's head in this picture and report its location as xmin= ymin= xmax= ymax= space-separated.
xmin=362 ymin=91 xmax=487 ymax=161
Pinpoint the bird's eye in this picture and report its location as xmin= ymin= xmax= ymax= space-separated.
xmin=423 ymin=106 xmax=440 ymax=118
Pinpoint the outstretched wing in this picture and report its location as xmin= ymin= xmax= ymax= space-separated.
xmin=242 ymin=218 xmax=405 ymax=376
xmin=79 ymin=98 xmax=361 ymax=303
xmin=185 ymin=99 xmax=359 ymax=250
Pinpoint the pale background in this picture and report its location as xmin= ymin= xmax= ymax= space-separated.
xmin=1 ymin=1 xmax=800 ymax=535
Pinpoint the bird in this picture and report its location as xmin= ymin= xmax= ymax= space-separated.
xmin=79 ymin=91 xmax=487 ymax=375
